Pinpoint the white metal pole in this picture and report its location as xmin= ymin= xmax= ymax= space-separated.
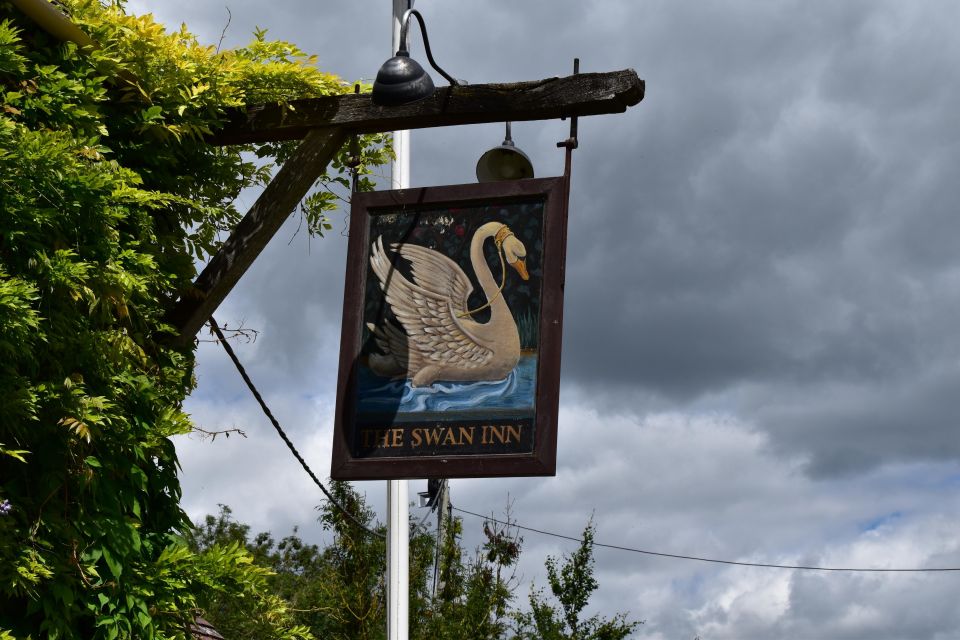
xmin=387 ymin=2 xmax=410 ymax=639
xmin=387 ymin=480 xmax=408 ymax=640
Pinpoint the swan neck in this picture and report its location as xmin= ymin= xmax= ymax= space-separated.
xmin=470 ymin=223 xmax=509 ymax=317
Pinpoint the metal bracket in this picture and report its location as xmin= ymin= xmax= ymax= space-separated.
xmin=557 ymin=58 xmax=580 ymax=151
xmin=347 ymin=84 xmax=363 ymax=193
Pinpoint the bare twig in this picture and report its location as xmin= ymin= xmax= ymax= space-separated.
xmin=215 ymin=7 xmax=232 ymax=54
xmin=190 ymin=425 xmax=248 ymax=442
xmin=200 ymin=320 xmax=259 ymax=344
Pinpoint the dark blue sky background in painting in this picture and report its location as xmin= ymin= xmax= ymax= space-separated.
xmin=361 ymin=198 xmax=545 ymax=348
xmin=129 ymin=1 xmax=960 ymax=637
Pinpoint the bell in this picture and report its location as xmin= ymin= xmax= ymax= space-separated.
xmin=476 ymin=122 xmax=535 ymax=182
xmin=372 ymin=50 xmax=435 ymax=106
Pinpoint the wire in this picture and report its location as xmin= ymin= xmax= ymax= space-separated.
xmin=205 ymin=315 xmax=960 ymax=569
xmin=208 ymin=317 xmax=385 ymax=539
xmin=452 ymin=506 xmax=960 ymax=573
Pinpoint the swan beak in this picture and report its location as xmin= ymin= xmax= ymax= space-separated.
xmin=511 ymin=258 xmax=529 ymax=280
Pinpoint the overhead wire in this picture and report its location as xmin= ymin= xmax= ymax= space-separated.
xmin=208 ymin=316 xmax=385 ymax=539
xmin=206 ymin=321 xmax=958 ymax=569
xmin=452 ymin=506 xmax=960 ymax=573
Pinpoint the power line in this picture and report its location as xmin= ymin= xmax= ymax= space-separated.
xmin=205 ymin=316 xmax=960 ymax=569
xmin=452 ymin=506 xmax=960 ymax=573
xmin=209 ymin=317 xmax=385 ymax=539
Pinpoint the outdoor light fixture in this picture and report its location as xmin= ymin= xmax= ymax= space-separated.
xmin=476 ymin=122 xmax=535 ymax=182
xmin=372 ymin=9 xmax=459 ymax=106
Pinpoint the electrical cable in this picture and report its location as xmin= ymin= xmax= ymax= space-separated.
xmin=209 ymin=317 xmax=385 ymax=539
xmin=207 ymin=315 xmax=959 ymax=569
xmin=452 ymin=506 xmax=960 ymax=573
xmin=414 ymin=503 xmax=434 ymax=530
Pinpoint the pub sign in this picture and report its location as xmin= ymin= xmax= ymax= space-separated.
xmin=330 ymin=177 xmax=568 ymax=479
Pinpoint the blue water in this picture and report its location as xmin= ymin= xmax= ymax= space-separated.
xmin=358 ymin=354 xmax=537 ymax=417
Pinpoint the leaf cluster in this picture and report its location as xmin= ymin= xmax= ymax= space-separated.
xmin=514 ymin=522 xmax=642 ymax=640
xmin=0 ymin=2 xmax=386 ymax=637
xmin=189 ymin=486 xmax=641 ymax=640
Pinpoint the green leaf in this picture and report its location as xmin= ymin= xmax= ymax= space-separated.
xmin=142 ymin=105 xmax=163 ymax=121
xmin=136 ymin=610 xmax=151 ymax=628
xmin=101 ymin=546 xmax=122 ymax=579
xmin=129 ymin=464 xmax=147 ymax=491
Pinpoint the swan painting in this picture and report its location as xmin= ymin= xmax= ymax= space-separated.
xmin=331 ymin=185 xmax=567 ymax=476
xmin=365 ymin=221 xmax=531 ymax=388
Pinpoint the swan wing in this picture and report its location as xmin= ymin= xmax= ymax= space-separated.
xmin=393 ymin=242 xmax=472 ymax=316
xmin=370 ymin=237 xmax=492 ymax=369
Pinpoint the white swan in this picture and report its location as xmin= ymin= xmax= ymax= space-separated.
xmin=366 ymin=221 xmax=529 ymax=387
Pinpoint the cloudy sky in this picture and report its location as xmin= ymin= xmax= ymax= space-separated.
xmin=128 ymin=1 xmax=960 ymax=638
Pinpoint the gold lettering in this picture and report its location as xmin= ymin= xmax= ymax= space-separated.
xmin=365 ymin=424 xmax=521 ymax=450
xmin=423 ymin=428 xmax=443 ymax=446
xmin=360 ymin=428 xmax=406 ymax=448
xmin=458 ymin=426 xmax=475 ymax=445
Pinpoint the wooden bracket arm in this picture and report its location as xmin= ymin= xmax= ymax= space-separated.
xmin=166 ymin=128 xmax=347 ymax=343
xmin=209 ymin=69 xmax=644 ymax=145
xmin=166 ymin=68 xmax=645 ymax=343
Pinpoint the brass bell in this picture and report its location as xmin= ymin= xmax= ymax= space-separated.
xmin=476 ymin=122 xmax=535 ymax=182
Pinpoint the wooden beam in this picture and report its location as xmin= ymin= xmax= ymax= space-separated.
xmin=167 ymin=68 xmax=645 ymax=342
xmin=209 ymin=69 xmax=644 ymax=145
xmin=167 ymin=128 xmax=347 ymax=342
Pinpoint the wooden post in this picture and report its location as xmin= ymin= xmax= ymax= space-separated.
xmin=166 ymin=128 xmax=346 ymax=342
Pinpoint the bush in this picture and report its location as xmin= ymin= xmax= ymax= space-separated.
xmin=0 ymin=2 xmax=383 ymax=637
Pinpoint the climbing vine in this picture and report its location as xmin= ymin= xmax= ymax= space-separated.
xmin=0 ymin=1 xmax=385 ymax=637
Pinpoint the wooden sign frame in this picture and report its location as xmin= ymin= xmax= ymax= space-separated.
xmin=331 ymin=177 xmax=569 ymax=479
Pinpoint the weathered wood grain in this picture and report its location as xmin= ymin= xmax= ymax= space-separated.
xmin=167 ymin=128 xmax=347 ymax=342
xmin=209 ymin=69 xmax=644 ymax=145
xmin=167 ymin=68 xmax=645 ymax=342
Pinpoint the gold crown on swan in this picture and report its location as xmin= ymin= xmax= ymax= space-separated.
xmin=494 ymin=224 xmax=514 ymax=248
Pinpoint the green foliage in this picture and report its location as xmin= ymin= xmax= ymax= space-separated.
xmin=513 ymin=522 xmax=642 ymax=640
xmin=188 ymin=490 xmax=639 ymax=640
xmin=188 ymin=487 xmax=398 ymax=640
xmin=414 ymin=513 xmax=523 ymax=640
xmin=0 ymin=2 xmax=385 ymax=637
xmin=188 ymin=488 xmax=525 ymax=640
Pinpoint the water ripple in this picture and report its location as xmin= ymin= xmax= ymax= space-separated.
xmin=358 ymin=356 xmax=537 ymax=414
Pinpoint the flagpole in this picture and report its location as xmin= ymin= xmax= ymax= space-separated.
xmin=387 ymin=1 xmax=411 ymax=638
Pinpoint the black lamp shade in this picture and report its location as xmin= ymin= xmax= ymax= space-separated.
xmin=372 ymin=52 xmax=435 ymax=106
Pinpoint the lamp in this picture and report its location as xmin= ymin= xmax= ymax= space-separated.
xmin=476 ymin=122 xmax=535 ymax=182
xmin=372 ymin=9 xmax=459 ymax=106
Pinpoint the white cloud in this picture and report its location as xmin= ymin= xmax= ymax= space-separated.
xmin=117 ymin=0 xmax=960 ymax=636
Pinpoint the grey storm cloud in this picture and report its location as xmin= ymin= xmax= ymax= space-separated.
xmin=526 ymin=0 xmax=960 ymax=476
xmin=125 ymin=0 xmax=960 ymax=637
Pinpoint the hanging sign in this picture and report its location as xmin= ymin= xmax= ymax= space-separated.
xmin=330 ymin=177 xmax=569 ymax=479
